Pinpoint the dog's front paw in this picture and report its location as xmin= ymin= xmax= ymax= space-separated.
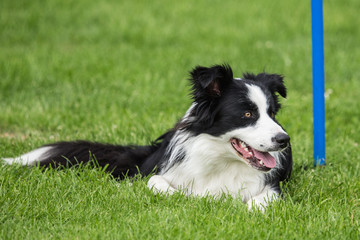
xmin=247 ymin=198 xmax=267 ymax=213
xmin=147 ymin=175 xmax=176 ymax=195
xmin=247 ymin=188 xmax=279 ymax=213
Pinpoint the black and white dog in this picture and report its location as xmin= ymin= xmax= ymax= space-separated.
xmin=4 ymin=64 xmax=292 ymax=210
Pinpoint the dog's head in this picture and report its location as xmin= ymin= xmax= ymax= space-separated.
xmin=185 ymin=64 xmax=290 ymax=172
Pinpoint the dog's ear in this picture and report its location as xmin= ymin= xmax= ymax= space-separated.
xmin=244 ymin=72 xmax=287 ymax=98
xmin=190 ymin=64 xmax=233 ymax=100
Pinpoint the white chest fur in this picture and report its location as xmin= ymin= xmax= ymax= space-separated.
xmin=161 ymin=160 xmax=265 ymax=202
xmin=153 ymin=133 xmax=268 ymax=202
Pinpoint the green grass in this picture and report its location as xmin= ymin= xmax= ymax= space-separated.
xmin=1 ymin=0 xmax=359 ymax=239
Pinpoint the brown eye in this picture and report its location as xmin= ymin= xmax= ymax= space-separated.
xmin=271 ymin=113 xmax=275 ymax=118
xmin=244 ymin=112 xmax=252 ymax=118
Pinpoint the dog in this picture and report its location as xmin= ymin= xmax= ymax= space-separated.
xmin=3 ymin=64 xmax=292 ymax=211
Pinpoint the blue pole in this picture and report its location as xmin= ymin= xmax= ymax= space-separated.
xmin=311 ymin=0 xmax=326 ymax=166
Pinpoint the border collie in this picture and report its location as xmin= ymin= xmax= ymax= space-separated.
xmin=3 ymin=64 xmax=292 ymax=211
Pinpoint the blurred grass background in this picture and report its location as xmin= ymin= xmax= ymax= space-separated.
xmin=0 ymin=0 xmax=359 ymax=239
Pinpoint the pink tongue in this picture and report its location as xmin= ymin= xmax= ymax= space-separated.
xmin=253 ymin=150 xmax=276 ymax=168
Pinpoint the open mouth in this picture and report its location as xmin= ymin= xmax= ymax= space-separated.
xmin=230 ymin=138 xmax=276 ymax=172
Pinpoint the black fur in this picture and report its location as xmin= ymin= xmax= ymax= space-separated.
xmin=39 ymin=131 xmax=178 ymax=179
xmin=39 ymin=141 xmax=160 ymax=179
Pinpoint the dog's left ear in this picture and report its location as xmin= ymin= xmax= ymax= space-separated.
xmin=252 ymin=73 xmax=287 ymax=98
xmin=190 ymin=64 xmax=233 ymax=100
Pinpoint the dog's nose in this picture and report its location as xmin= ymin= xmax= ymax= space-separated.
xmin=272 ymin=133 xmax=290 ymax=148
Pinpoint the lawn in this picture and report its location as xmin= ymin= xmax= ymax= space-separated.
xmin=0 ymin=0 xmax=359 ymax=239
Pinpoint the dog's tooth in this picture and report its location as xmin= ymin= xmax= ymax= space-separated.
xmin=260 ymin=160 xmax=264 ymax=166
xmin=240 ymin=142 xmax=246 ymax=148
xmin=244 ymin=147 xmax=249 ymax=152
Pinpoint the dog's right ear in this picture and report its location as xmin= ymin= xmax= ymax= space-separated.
xmin=189 ymin=64 xmax=233 ymax=101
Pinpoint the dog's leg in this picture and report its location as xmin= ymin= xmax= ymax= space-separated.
xmin=247 ymin=187 xmax=279 ymax=212
xmin=147 ymin=175 xmax=177 ymax=194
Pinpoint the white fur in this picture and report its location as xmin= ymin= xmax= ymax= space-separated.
xmin=159 ymin=104 xmax=196 ymax=173
xmin=182 ymin=103 xmax=197 ymax=122
xmin=161 ymin=130 xmax=191 ymax=173
xmin=3 ymin=146 xmax=53 ymax=166
xmin=147 ymin=175 xmax=176 ymax=194
xmin=148 ymin=83 xmax=286 ymax=209
xmin=247 ymin=186 xmax=279 ymax=212
xmin=150 ymin=133 xmax=275 ymax=201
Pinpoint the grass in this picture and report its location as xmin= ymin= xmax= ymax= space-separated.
xmin=0 ymin=0 xmax=359 ymax=239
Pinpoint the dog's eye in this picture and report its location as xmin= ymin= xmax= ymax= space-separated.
xmin=244 ymin=111 xmax=252 ymax=118
xmin=270 ymin=112 xmax=275 ymax=118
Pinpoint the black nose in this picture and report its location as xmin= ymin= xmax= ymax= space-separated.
xmin=272 ymin=133 xmax=290 ymax=148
